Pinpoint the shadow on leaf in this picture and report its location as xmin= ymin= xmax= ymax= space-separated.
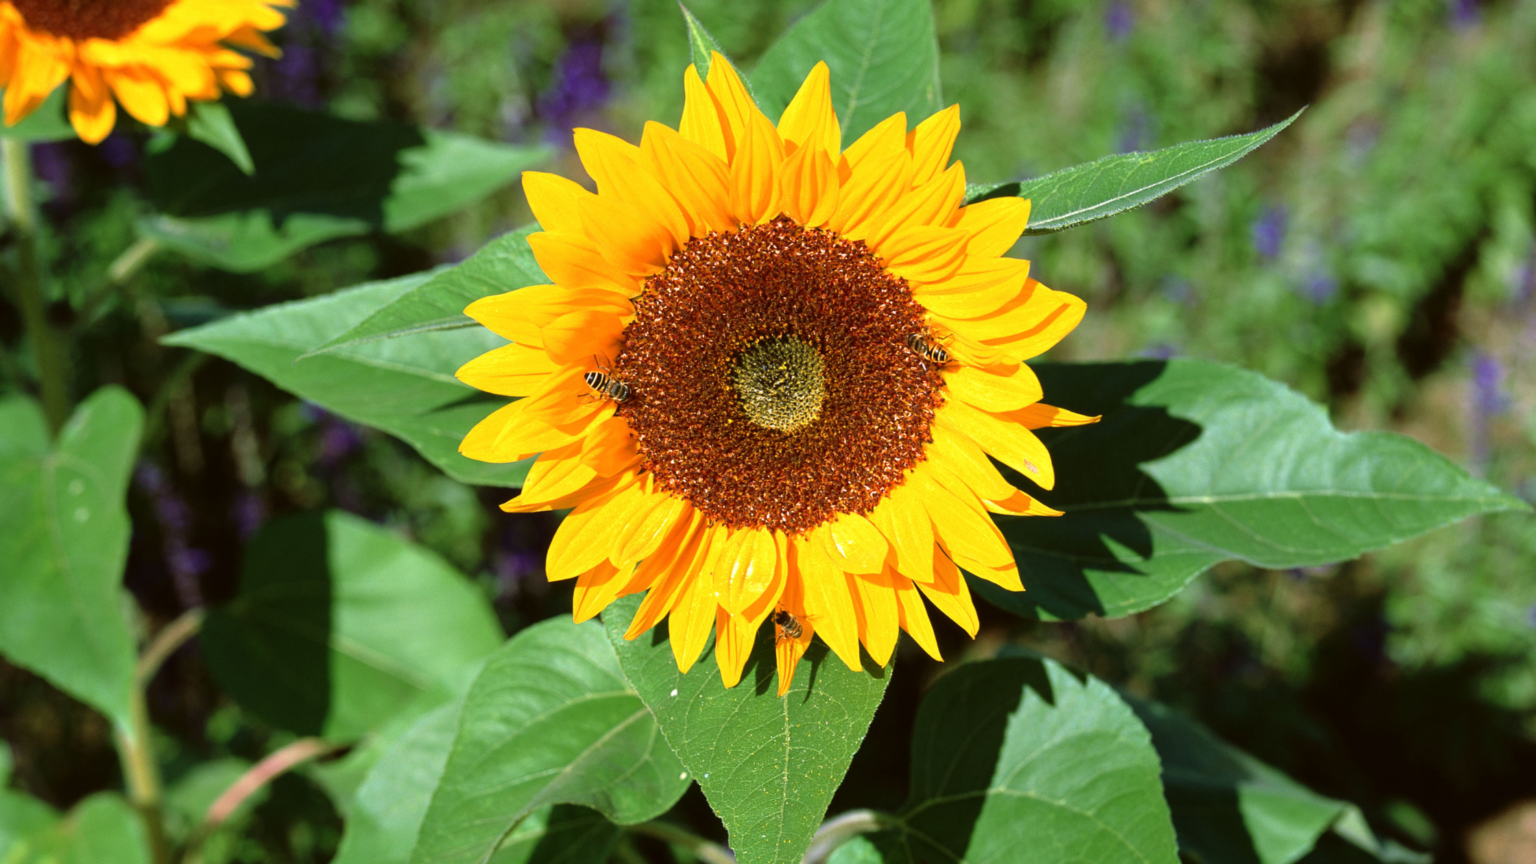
xmin=981 ymin=360 xmax=1202 ymax=619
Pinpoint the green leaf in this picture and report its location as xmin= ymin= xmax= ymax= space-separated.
xmin=0 ymin=389 xmax=143 ymax=730
xmin=0 ymin=89 xmax=74 ymax=142
xmin=876 ymin=655 xmax=1179 ymax=864
xmin=980 ymin=360 xmax=1530 ymax=620
xmin=141 ymin=102 xmax=548 ymax=272
xmin=677 ymin=3 xmax=734 ymax=86
xmin=183 ymin=102 xmax=255 ymax=175
xmin=603 ymin=594 xmax=891 ymax=864
xmin=411 ymin=617 xmax=687 ymax=864
xmin=162 ymin=269 xmax=530 ymax=487
xmin=966 ymin=111 xmax=1301 ymax=235
xmin=201 ymin=510 xmax=503 ymax=742
xmin=13 ymin=794 xmax=151 ymax=864
xmin=336 ymin=703 xmax=618 ymax=864
xmin=828 ymin=837 xmax=886 ymax=864
xmin=1128 ymin=696 xmax=1348 ymax=864
xmin=314 ymin=226 xmax=543 ymax=354
xmin=752 ymin=0 xmax=942 ymax=145
xmin=0 ymin=792 xmax=59 ymax=864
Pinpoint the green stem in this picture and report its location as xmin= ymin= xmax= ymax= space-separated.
xmin=116 ymin=610 xmax=204 ymax=864
xmin=801 ymin=810 xmax=897 ymax=864
xmin=2 ymin=138 xmax=69 ymax=431
xmin=115 ymin=691 xmax=170 ymax=864
xmin=76 ymin=236 xmax=162 ymax=328
xmin=627 ymin=822 xmax=735 ymax=864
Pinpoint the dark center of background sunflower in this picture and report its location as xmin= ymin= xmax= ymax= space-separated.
xmin=616 ymin=216 xmax=943 ymax=535
xmin=12 ymin=0 xmax=173 ymax=40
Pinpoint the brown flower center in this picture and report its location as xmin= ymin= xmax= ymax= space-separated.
xmin=11 ymin=0 xmax=173 ymax=41
xmin=616 ymin=216 xmax=944 ymax=535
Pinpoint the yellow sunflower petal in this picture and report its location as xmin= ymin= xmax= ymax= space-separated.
xmin=546 ymin=478 xmax=644 ymax=581
xmin=821 ymin=513 xmax=888 ymax=574
xmin=840 ymin=111 xmax=907 ymax=172
xmin=614 ymin=486 xmax=689 ymax=565
xmin=776 ymin=60 xmax=840 ymax=158
xmin=773 ymin=573 xmax=814 ymax=696
xmin=572 ymin=560 xmax=637 ymax=623
xmin=939 ymin=400 xmax=1056 ymax=489
xmin=830 ymin=148 xmax=913 ymax=240
xmin=572 ymin=127 xmax=690 ymax=249
xmin=522 ymin=171 xmax=593 ymax=236
xmin=526 ymin=233 xmax=639 ymax=294
xmin=882 ymin=225 xmax=970 ymax=284
xmin=908 ymin=104 xmax=961 ymax=186
xmin=626 ymin=514 xmax=710 ymax=639
xmin=852 ymin=571 xmax=900 ymax=667
xmin=1015 ymin=402 xmax=1102 ymax=429
xmin=942 ymin=361 xmax=1044 ymax=413
xmin=714 ymin=610 xmax=757 ymax=688
xmin=869 ymin=484 xmax=935 ymax=584
xmin=641 ymin=121 xmax=737 ymax=236
xmin=4 ymin=38 xmax=68 ymax=125
xmin=679 ymin=64 xmax=729 ymax=161
xmin=793 ymin=538 xmax=863 ymax=671
xmin=68 ymin=65 xmax=116 ymax=144
xmin=455 ymin=342 xmax=560 ymax=397
xmin=912 ymin=470 xmax=1015 ymax=571
xmin=915 ymin=258 xmax=1031 ymax=319
xmin=894 ymin=576 xmax=942 ymax=661
xmin=866 ymin=162 xmax=966 ymax=253
xmin=780 ymin=139 xmax=840 ymax=228
xmin=668 ymin=558 xmax=718 ymax=674
xmin=711 ymin=527 xmax=780 ymax=615
xmin=917 ymin=543 xmax=980 ymax=637
xmin=957 ymin=196 xmax=1032 ymax=257
xmin=107 ymin=68 xmax=171 ymax=126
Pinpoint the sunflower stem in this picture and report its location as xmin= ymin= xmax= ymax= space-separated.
xmin=2 ymin=137 xmax=70 ymax=432
xmin=627 ymin=822 xmax=736 ymax=864
xmin=800 ymin=809 xmax=898 ymax=864
xmin=76 ymin=236 xmax=163 ymax=328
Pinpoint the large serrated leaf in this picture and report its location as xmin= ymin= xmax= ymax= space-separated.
xmin=314 ymin=226 xmax=543 ymax=353
xmin=677 ymin=3 xmax=746 ymax=95
xmin=335 ymin=702 xmax=618 ymax=864
xmin=411 ymin=617 xmax=688 ymax=864
xmin=874 ymin=655 xmax=1179 ymax=864
xmin=966 ymin=111 xmax=1301 ymax=234
xmin=1126 ymin=697 xmax=1427 ymax=864
xmin=979 ymin=360 xmax=1529 ymax=621
xmin=163 ymin=270 xmax=529 ymax=487
xmin=0 ymin=389 xmax=143 ymax=730
xmin=141 ymin=102 xmax=547 ymax=272
xmin=603 ymin=594 xmax=891 ymax=864
xmin=201 ymin=510 xmax=503 ymax=742
xmin=751 ymin=0 xmax=942 ymax=144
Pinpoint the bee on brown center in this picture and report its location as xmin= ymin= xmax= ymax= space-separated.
xmin=906 ymin=332 xmax=950 ymax=365
xmin=584 ymin=368 xmax=630 ymax=403
xmin=772 ymin=609 xmax=804 ymax=641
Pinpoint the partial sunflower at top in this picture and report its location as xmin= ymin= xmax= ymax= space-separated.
xmin=0 ymin=0 xmax=292 ymax=144
xmin=458 ymin=54 xmax=1098 ymax=696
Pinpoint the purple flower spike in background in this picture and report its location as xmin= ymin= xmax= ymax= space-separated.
xmin=1252 ymin=205 xmax=1288 ymax=259
xmin=540 ymin=37 xmax=611 ymax=139
xmin=1105 ymin=1 xmax=1134 ymax=41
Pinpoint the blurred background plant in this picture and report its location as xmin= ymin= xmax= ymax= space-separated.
xmin=2 ymin=0 xmax=1534 ymax=862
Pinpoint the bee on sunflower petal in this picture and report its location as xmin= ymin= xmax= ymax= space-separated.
xmin=906 ymin=332 xmax=951 ymax=366
xmin=584 ymin=366 xmax=631 ymax=403
xmin=772 ymin=609 xmax=806 ymax=642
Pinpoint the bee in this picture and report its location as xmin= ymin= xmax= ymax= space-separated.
xmin=583 ymin=367 xmax=631 ymax=403
xmin=906 ymin=332 xmax=951 ymax=365
xmin=772 ymin=609 xmax=804 ymax=642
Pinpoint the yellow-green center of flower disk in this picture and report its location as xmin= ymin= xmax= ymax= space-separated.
xmin=730 ymin=336 xmax=827 ymax=432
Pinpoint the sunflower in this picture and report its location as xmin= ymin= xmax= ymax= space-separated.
xmin=0 ymin=0 xmax=292 ymax=144
xmin=459 ymin=55 xmax=1095 ymax=695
